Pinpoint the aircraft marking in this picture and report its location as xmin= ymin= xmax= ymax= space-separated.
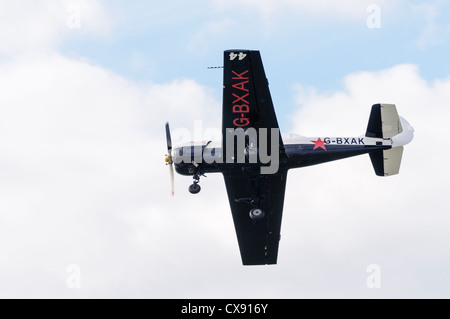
xmin=324 ymin=137 xmax=365 ymax=145
xmin=231 ymin=70 xmax=250 ymax=127
xmin=311 ymin=138 xmax=327 ymax=151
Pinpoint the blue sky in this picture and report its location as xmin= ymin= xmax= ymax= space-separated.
xmin=60 ymin=0 xmax=450 ymax=128
xmin=1 ymin=0 xmax=450 ymax=298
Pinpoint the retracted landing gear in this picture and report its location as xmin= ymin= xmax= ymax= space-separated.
xmin=249 ymin=208 xmax=265 ymax=220
xmin=235 ymin=197 xmax=266 ymax=220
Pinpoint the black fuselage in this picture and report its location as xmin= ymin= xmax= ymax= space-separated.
xmin=174 ymin=142 xmax=390 ymax=176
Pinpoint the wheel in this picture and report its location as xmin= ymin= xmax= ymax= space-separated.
xmin=188 ymin=183 xmax=201 ymax=194
xmin=249 ymin=208 xmax=265 ymax=220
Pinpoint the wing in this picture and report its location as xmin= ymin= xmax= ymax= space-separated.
xmin=223 ymin=169 xmax=288 ymax=265
xmin=222 ymin=50 xmax=284 ymax=157
xmin=221 ymin=50 xmax=288 ymax=265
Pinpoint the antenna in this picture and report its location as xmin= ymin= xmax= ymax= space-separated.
xmin=207 ymin=66 xmax=223 ymax=69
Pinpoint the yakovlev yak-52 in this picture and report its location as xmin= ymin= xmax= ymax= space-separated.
xmin=165 ymin=50 xmax=414 ymax=266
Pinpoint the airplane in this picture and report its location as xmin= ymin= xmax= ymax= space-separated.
xmin=164 ymin=50 xmax=414 ymax=266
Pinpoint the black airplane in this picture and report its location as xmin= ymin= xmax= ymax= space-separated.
xmin=165 ymin=50 xmax=414 ymax=266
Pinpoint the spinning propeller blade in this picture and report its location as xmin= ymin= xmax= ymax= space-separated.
xmin=165 ymin=122 xmax=172 ymax=152
xmin=165 ymin=122 xmax=174 ymax=196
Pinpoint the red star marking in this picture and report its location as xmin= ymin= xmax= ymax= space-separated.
xmin=311 ymin=138 xmax=327 ymax=151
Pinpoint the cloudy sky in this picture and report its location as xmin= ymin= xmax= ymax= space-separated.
xmin=1 ymin=0 xmax=449 ymax=298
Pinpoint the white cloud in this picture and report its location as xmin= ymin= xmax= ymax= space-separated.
xmin=0 ymin=0 xmax=112 ymax=55
xmin=284 ymin=64 xmax=450 ymax=297
xmin=291 ymin=64 xmax=429 ymax=136
xmin=2 ymin=52 xmax=450 ymax=298
xmin=1 ymin=0 xmax=450 ymax=299
xmin=0 ymin=52 xmax=222 ymax=298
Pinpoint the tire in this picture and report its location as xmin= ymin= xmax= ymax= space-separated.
xmin=188 ymin=183 xmax=201 ymax=194
xmin=249 ymin=208 xmax=265 ymax=220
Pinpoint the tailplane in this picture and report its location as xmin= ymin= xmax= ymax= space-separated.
xmin=366 ymin=103 xmax=402 ymax=139
xmin=369 ymin=146 xmax=404 ymax=177
xmin=365 ymin=104 xmax=413 ymax=176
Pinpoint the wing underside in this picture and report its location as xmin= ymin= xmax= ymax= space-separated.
xmin=221 ymin=50 xmax=287 ymax=265
xmin=222 ymin=50 xmax=284 ymax=156
xmin=223 ymin=169 xmax=287 ymax=265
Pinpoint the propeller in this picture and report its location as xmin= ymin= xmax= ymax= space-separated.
xmin=165 ymin=122 xmax=174 ymax=196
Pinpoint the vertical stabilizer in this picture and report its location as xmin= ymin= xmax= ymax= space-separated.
xmin=366 ymin=104 xmax=409 ymax=177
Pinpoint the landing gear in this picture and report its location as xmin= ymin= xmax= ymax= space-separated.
xmin=188 ymin=172 xmax=203 ymax=194
xmin=188 ymin=181 xmax=201 ymax=194
xmin=249 ymin=208 xmax=265 ymax=220
xmin=235 ymin=197 xmax=265 ymax=220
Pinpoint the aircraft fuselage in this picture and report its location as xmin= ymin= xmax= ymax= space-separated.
xmin=173 ymin=135 xmax=391 ymax=176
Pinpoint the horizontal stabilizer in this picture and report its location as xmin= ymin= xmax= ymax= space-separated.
xmin=369 ymin=146 xmax=404 ymax=176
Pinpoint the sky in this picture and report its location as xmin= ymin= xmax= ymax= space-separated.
xmin=0 ymin=0 xmax=450 ymax=298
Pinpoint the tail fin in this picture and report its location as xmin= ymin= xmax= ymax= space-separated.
xmin=365 ymin=104 xmax=412 ymax=177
